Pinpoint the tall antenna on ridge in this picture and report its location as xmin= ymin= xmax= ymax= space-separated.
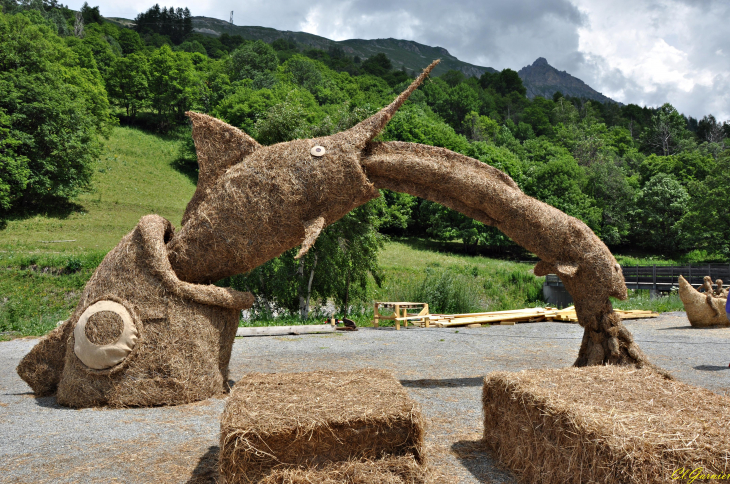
xmin=229 ymin=11 xmax=233 ymax=24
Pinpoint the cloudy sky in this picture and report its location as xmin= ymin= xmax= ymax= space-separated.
xmin=70 ymin=0 xmax=729 ymax=119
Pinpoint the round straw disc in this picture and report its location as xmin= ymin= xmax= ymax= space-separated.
xmin=73 ymin=300 xmax=138 ymax=370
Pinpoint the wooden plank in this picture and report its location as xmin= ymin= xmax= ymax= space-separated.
xmin=434 ymin=307 xmax=555 ymax=319
xmin=394 ymin=315 xmax=432 ymax=321
xmin=236 ymin=325 xmax=335 ymax=337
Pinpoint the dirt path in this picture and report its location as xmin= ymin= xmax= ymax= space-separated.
xmin=2 ymin=312 xmax=728 ymax=483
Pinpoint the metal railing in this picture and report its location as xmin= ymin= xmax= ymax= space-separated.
xmin=545 ymin=264 xmax=730 ymax=292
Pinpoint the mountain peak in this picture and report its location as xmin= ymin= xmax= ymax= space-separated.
xmin=518 ymin=59 xmax=618 ymax=104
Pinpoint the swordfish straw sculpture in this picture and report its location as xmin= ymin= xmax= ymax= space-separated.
xmin=17 ymin=60 xmax=654 ymax=408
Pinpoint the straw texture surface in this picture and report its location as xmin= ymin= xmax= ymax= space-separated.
xmin=679 ymin=275 xmax=729 ymax=327
xmin=220 ymin=369 xmax=424 ymax=483
xmin=17 ymin=215 xmax=253 ymax=407
xmin=257 ymin=455 xmax=428 ymax=484
xmin=482 ymin=366 xmax=730 ymax=484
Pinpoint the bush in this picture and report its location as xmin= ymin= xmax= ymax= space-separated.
xmin=381 ymin=268 xmax=484 ymax=314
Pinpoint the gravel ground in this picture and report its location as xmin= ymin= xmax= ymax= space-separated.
xmin=1 ymin=311 xmax=729 ymax=483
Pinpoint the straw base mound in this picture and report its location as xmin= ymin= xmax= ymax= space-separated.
xmin=258 ymin=456 xmax=428 ymax=484
xmin=571 ymin=300 xmax=656 ymax=371
xmin=679 ymin=275 xmax=729 ymax=327
xmin=482 ymin=366 xmax=730 ymax=484
xmin=17 ymin=215 xmax=253 ymax=408
xmin=220 ymin=369 xmax=424 ymax=484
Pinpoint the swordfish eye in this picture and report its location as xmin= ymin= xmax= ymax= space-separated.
xmin=310 ymin=145 xmax=326 ymax=157
xmin=73 ymin=300 xmax=139 ymax=370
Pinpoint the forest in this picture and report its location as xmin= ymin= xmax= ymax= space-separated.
xmin=1 ymin=0 xmax=729 ymax=319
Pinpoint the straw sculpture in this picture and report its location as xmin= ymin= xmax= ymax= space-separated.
xmin=219 ymin=369 xmax=425 ymax=483
xmin=678 ymin=275 xmax=729 ymax=327
xmin=482 ymin=366 xmax=730 ymax=484
xmin=167 ymin=60 xmax=645 ymax=368
xmin=16 ymin=215 xmax=253 ymax=407
xmin=714 ymin=279 xmax=728 ymax=298
xmin=18 ymin=58 xmax=648 ymax=407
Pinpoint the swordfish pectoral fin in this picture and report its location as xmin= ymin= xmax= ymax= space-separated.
xmin=295 ymin=216 xmax=326 ymax=260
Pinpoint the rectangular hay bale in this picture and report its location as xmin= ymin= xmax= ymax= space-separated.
xmin=221 ymin=369 xmax=424 ymax=483
xmin=258 ymin=455 xmax=428 ymax=484
xmin=482 ymin=366 xmax=730 ymax=484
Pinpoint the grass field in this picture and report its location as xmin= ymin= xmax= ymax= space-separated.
xmin=0 ymin=126 xmax=685 ymax=337
xmin=0 ymin=127 xmax=196 ymax=253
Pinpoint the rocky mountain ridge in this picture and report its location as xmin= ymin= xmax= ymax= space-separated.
xmin=518 ymin=57 xmax=617 ymax=104
xmin=108 ymin=15 xmax=616 ymax=104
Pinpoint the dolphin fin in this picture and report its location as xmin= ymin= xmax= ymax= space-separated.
xmin=182 ymin=112 xmax=261 ymax=226
xmin=534 ymin=260 xmax=579 ymax=278
xmin=533 ymin=260 xmax=553 ymax=277
xmin=295 ymin=216 xmax=326 ymax=259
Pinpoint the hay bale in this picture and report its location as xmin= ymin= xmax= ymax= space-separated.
xmin=678 ymin=275 xmax=729 ymax=327
xmin=482 ymin=366 xmax=730 ymax=484
xmin=258 ymin=456 xmax=428 ymax=484
xmin=220 ymin=369 xmax=424 ymax=483
xmin=17 ymin=215 xmax=253 ymax=407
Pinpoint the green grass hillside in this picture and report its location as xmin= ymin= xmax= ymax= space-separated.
xmin=0 ymin=127 xmax=196 ymax=253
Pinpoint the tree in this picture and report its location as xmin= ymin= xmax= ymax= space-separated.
xmin=117 ymin=28 xmax=143 ymax=54
xmin=229 ymin=201 xmax=384 ymax=319
xmin=679 ymin=150 xmax=730 ymax=257
xmin=106 ymin=52 xmax=149 ymax=117
xmin=462 ymin=112 xmax=500 ymax=142
xmin=441 ymin=69 xmax=466 ymax=87
xmin=148 ymin=45 xmax=197 ymax=126
xmin=0 ymin=107 xmax=31 ymax=211
xmin=696 ymin=114 xmax=727 ymax=144
xmin=228 ymin=40 xmax=278 ymax=81
xmin=640 ymin=103 xmax=691 ymax=156
xmin=360 ymin=53 xmax=392 ymax=77
xmin=283 ymin=55 xmax=323 ymax=92
xmin=0 ymin=10 xmax=112 ymax=212
xmin=638 ymin=151 xmax=715 ymax=187
xmin=522 ymin=139 xmax=602 ymax=232
xmin=133 ymin=4 xmax=191 ymax=44
xmin=521 ymin=96 xmax=554 ymax=137
xmin=480 ymin=68 xmax=526 ymax=97
xmin=419 ymin=201 xmax=506 ymax=253
xmin=80 ymin=2 xmax=101 ymax=25
xmin=634 ymin=173 xmax=689 ymax=251
xmin=585 ymin=160 xmax=636 ymax=246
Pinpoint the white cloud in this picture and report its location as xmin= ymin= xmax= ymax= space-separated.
xmin=568 ymin=0 xmax=730 ymax=118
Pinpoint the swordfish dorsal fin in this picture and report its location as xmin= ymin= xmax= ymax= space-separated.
xmin=181 ymin=112 xmax=261 ymax=226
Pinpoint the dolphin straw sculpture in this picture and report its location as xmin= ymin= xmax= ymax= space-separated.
xmin=17 ymin=60 xmax=654 ymax=408
xmin=678 ymin=275 xmax=729 ymax=327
